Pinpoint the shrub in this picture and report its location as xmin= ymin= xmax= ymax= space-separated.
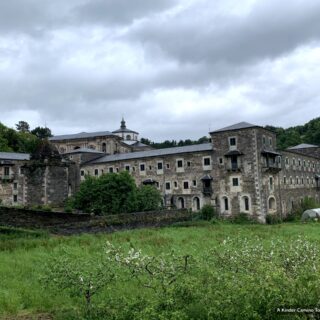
xmin=231 ymin=212 xmax=254 ymax=224
xmin=136 ymin=185 xmax=162 ymax=212
xmin=73 ymin=172 xmax=162 ymax=215
xmin=266 ymin=214 xmax=282 ymax=224
xmin=199 ymin=204 xmax=216 ymax=221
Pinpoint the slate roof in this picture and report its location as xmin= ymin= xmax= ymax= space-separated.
xmin=112 ymin=128 xmax=138 ymax=134
xmin=49 ymin=131 xmax=115 ymax=141
xmin=90 ymin=143 xmax=213 ymax=164
xmin=210 ymin=122 xmax=258 ymax=133
xmin=63 ymin=148 xmax=105 ymax=155
xmin=0 ymin=152 xmax=30 ymax=161
xmin=288 ymin=143 xmax=319 ymax=150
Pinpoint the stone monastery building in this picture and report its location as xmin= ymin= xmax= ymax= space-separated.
xmin=1 ymin=119 xmax=320 ymax=223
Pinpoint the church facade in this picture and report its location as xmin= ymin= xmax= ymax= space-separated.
xmin=1 ymin=120 xmax=320 ymax=223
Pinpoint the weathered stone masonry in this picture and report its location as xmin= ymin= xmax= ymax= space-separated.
xmin=1 ymin=121 xmax=320 ymax=223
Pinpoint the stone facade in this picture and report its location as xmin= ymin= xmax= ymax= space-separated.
xmin=1 ymin=121 xmax=320 ymax=222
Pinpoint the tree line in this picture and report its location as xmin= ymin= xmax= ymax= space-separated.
xmin=0 ymin=121 xmax=52 ymax=153
xmin=142 ymin=117 xmax=320 ymax=150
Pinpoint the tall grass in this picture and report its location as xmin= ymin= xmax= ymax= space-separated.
xmin=1 ymin=223 xmax=320 ymax=318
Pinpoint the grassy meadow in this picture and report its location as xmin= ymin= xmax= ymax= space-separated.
xmin=1 ymin=222 xmax=320 ymax=319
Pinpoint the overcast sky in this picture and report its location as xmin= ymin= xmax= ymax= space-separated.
xmin=0 ymin=0 xmax=320 ymax=141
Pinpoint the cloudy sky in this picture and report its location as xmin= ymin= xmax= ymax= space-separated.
xmin=0 ymin=0 xmax=320 ymax=141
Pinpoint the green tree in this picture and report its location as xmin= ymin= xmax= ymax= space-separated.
xmin=15 ymin=121 xmax=30 ymax=133
xmin=31 ymin=126 xmax=52 ymax=139
xmin=73 ymin=172 xmax=162 ymax=214
xmin=136 ymin=185 xmax=162 ymax=211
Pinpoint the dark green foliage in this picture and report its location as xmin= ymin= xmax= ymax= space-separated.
xmin=284 ymin=197 xmax=320 ymax=222
xmin=15 ymin=121 xmax=30 ymax=133
xmin=265 ymin=117 xmax=320 ymax=149
xmin=31 ymin=126 xmax=53 ymax=139
xmin=231 ymin=212 xmax=255 ymax=224
xmin=136 ymin=185 xmax=162 ymax=212
xmin=140 ymin=136 xmax=210 ymax=149
xmin=73 ymin=172 xmax=162 ymax=215
xmin=199 ymin=204 xmax=216 ymax=220
xmin=265 ymin=214 xmax=282 ymax=224
xmin=0 ymin=121 xmax=45 ymax=153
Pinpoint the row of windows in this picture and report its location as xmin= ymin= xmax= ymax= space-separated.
xmin=228 ymin=135 xmax=273 ymax=149
xmin=87 ymin=157 xmax=212 ymax=177
xmin=165 ymin=180 xmax=198 ymax=190
xmin=283 ymin=176 xmax=317 ymax=186
xmin=284 ymin=157 xmax=320 ymax=170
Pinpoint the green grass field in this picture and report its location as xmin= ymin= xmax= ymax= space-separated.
xmin=1 ymin=222 xmax=320 ymax=319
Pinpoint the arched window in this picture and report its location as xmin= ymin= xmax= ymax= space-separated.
xmin=268 ymin=197 xmax=276 ymax=211
xmin=177 ymin=197 xmax=185 ymax=209
xmin=193 ymin=197 xmax=200 ymax=211
xmin=126 ymin=134 xmax=131 ymax=140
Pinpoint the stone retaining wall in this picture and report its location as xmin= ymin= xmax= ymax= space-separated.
xmin=0 ymin=206 xmax=191 ymax=235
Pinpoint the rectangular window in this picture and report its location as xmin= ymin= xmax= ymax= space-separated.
xmin=140 ymin=164 xmax=145 ymax=171
xmin=13 ymin=195 xmax=17 ymax=203
xmin=193 ymin=180 xmax=197 ymax=187
xmin=177 ymin=160 xmax=183 ymax=168
xmin=4 ymin=167 xmax=9 ymax=176
xmin=116 ymin=168 xmax=119 ymax=172
xmin=232 ymin=178 xmax=239 ymax=186
xmin=149 ymin=166 xmax=152 ymax=170
xmin=187 ymin=161 xmax=191 ymax=167
xmin=80 ymin=170 xmax=85 ymax=176
xmin=174 ymin=181 xmax=178 ymax=188
xmin=13 ymin=183 xmax=18 ymax=190
xmin=165 ymin=182 xmax=171 ymax=190
xmin=229 ymin=137 xmax=236 ymax=146
xmin=219 ymin=158 xmax=223 ymax=164
xmin=283 ymin=177 xmax=286 ymax=185
xmin=203 ymin=157 xmax=211 ymax=166
xmin=269 ymin=138 xmax=272 ymax=146
xmin=94 ymin=169 xmax=99 ymax=176
xmin=183 ymin=181 xmax=189 ymax=189
xmin=157 ymin=162 xmax=163 ymax=170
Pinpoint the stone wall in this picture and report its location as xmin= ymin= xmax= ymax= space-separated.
xmin=0 ymin=206 xmax=191 ymax=235
xmin=82 ymin=148 xmax=215 ymax=211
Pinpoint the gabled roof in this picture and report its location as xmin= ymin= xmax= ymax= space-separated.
xmin=63 ymin=148 xmax=105 ymax=155
xmin=210 ymin=122 xmax=258 ymax=134
xmin=89 ymin=143 xmax=213 ymax=164
xmin=49 ymin=131 xmax=115 ymax=141
xmin=0 ymin=152 xmax=30 ymax=161
xmin=287 ymin=143 xmax=319 ymax=150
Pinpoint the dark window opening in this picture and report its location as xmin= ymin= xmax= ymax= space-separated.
xmin=244 ymin=197 xmax=249 ymax=211
xmin=165 ymin=182 xmax=171 ymax=190
xmin=177 ymin=160 xmax=183 ymax=168
xmin=183 ymin=181 xmax=189 ymax=189
xmin=157 ymin=162 xmax=163 ymax=170
xmin=140 ymin=164 xmax=145 ymax=171
xmin=232 ymin=178 xmax=239 ymax=186
xmin=204 ymin=158 xmax=211 ymax=166
xmin=229 ymin=137 xmax=236 ymax=146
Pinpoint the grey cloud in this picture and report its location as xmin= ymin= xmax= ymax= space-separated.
xmin=128 ymin=0 xmax=320 ymax=66
xmin=73 ymin=0 xmax=177 ymax=26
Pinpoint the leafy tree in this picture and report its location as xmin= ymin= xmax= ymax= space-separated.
xmin=15 ymin=121 xmax=30 ymax=133
xmin=136 ymin=185 xmax=162 ymax=212
xmin=31 ymin=126 xmax=52 ymax=139
xmin=73 ymin=172 xmax=162 ymax=215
